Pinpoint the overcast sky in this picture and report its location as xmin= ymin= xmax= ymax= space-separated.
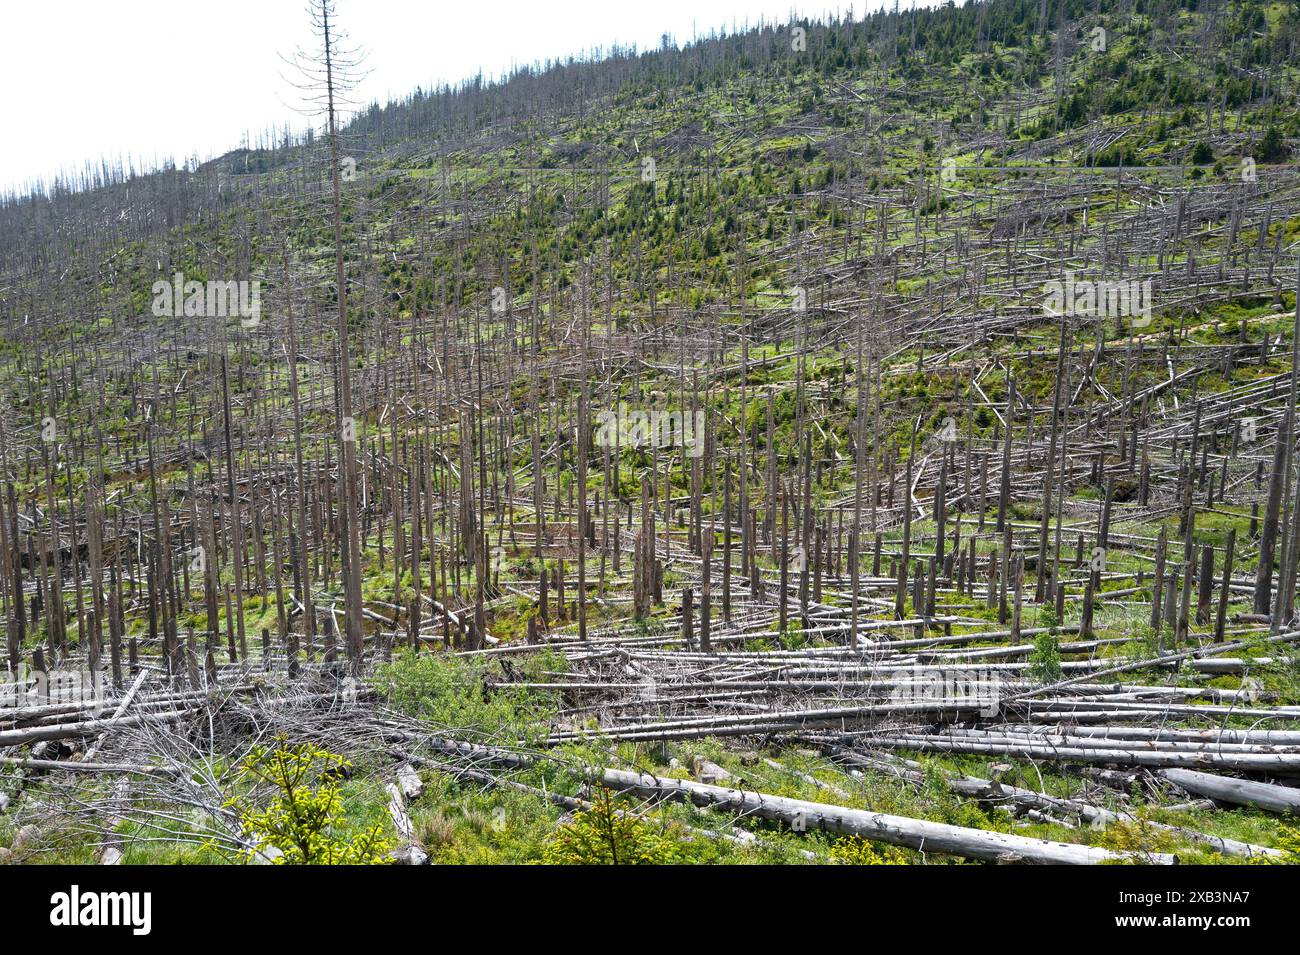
xmin=0 ymin=0 xmax=938 ymax=195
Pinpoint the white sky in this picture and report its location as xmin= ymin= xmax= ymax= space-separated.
xmin=0 ymin=0 xmax=925 ymax=195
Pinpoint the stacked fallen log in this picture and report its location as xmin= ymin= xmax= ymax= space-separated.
xmin=245 ymin=699 xmax=1181 ymax=865
xmin=5 ymin=585 xmax=1297 ymax=865
xmin=824 ymin=749 xmax=1281 ymax=859
xmin=840 ymin=727 xmax=1300 ymax=773
xmin=595 ymin=766 xmax=1178 ymax=865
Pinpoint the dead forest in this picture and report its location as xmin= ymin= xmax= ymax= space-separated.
xmin=2 ymin=0 xmax=1300 ymax=865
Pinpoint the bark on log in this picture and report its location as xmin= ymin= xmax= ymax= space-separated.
xmin=1161 ymin=768 xmax=1300 ymax=815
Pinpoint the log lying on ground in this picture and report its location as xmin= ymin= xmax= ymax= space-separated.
xmin=1161 ymin=768 xmax=1300 ymax=815
xmin=403 ymin=733 xmax=1175 ymax=863
xmin=545 ymin=698 xmax=1000 ymax=744
xmin=398 ymin=748 xmax=819 ymax=860
xmin=831 ymin=749 xmax=1281 ymax=859
xmin=386 ymin=781 xmax=428 ymax=865
xmin=396 ymin=764 xmax=424 ymax=801
xmin=0 ymin=756 xmax=164 ymax=775
xmin=0 ymin=709 xmax=197 ymax=748
xmin=864 ymin=733 xmax=1300 ymax=773
xmin=1001 ymin=725 xmax=1300 ymax=745
xmin=1006 ymin=629 xmax=1300 ymax=704
xmin=83 ymin=671 xmax=148 ymax=764
xmin=595 ymin=767 xmax=1178 ymax=865
xmin=1191 ymin=658 xmax=1277 ymax=674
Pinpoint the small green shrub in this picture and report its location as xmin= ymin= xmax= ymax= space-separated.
xmin=1029 ymin=632 xmax=1063 ymax=683
xmin=1252 ymin=824 xmax=1300 ymax=865
xmin=542 ymin=787 xmax=689 ymax=864
xmin=1098 ymin=807 xmax=1176 ymax=858
xmin=829 ymin=836 xmax=908 ymax=865
xmin=223 ymin=737 xmax=393 ymax=865
xmin=374 ymin=650 xmax=560 ymax=740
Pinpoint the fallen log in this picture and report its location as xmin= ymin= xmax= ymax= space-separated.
xmin=865 ymin=733 xmax=1300 ymax=773
xmin=398 ymin=748 xmax=820 ymax=860
xmin=0 ymin=709 xmax=197 ymax=748
xmin=831 ymin=750 xmax=1281 ymax=859
xmin=1161 ymin=768 xmax=1300 ymax=815
xmin=546 ymin=698 xmax=1000 ymax=744
xmin=386 ymin=782 xmax=428 ymax=865
xmin=83 ymin=671 xmax=148 ymax=763
xmin=595 ymin=767 xmax=1178 ymax=865
xmin=0 ymin=756 xmax=163 ymax=775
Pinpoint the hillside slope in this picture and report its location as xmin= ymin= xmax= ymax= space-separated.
xmin=2 ymin=0 xmax=1300 ymax=866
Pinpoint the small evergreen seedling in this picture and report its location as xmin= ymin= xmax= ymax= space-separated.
xmin=1029 ymin=607 xmax=1063 ymax=683
xmin=223 ymin=736 xmax=393 ymax=865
